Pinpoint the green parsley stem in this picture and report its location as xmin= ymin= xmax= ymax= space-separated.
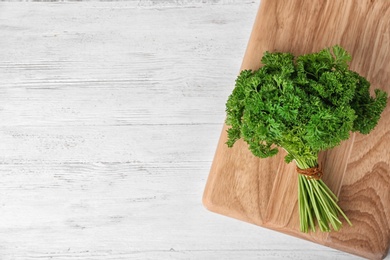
xmin=295 ymin=158 xmax=352 ymax=232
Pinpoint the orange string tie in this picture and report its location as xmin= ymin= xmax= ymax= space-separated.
xmin=296 ymin=165 xmax=323 ymax=180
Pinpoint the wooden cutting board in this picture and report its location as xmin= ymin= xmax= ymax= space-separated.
xmin=203 ymin=0 xmax=390 ymax=259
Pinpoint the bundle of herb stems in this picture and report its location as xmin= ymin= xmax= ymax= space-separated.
xmin=295 ymin=158 xmax=351 ymax=232
xmin=225 ymin=45 xmax=387 ymax=232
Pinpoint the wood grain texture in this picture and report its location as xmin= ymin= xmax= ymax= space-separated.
xmin=1 ymin=1 xmax=364 ymax=259
xmin=203 ymin=0 xmax=390 ymax=259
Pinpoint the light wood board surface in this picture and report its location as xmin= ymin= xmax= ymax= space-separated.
xmin=0 ymin=1 xmax=386 ymax=260
xmin=203 ymin=0 xmax=390 ymax=259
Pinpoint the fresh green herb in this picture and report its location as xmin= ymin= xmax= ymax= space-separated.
xmin=225 ymin=45 xmax=388 ymax=232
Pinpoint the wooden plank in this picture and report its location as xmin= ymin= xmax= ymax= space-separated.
xmin=203 ymin=0 xmax=390 ymax=259
xmin=0 ymin=1 xmax=380 ymax=259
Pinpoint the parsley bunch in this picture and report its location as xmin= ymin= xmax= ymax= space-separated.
xmin=225 ymin=45 xmax=387 ymax=232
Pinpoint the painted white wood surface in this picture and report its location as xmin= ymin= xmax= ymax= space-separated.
xmin=0 ymin=1 xmax=385 ymax=259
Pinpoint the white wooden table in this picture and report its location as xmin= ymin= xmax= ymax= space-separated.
xmin=0 ymin=1 xmax=384 ymax=259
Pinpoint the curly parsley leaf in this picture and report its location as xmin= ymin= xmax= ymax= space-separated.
xmin=225 ymin=45 xmax=388 ymax=162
